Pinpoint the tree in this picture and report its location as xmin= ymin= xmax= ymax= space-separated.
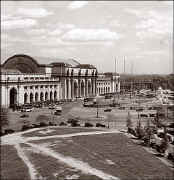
xmin=0 ymin=107 xmax=9 ymax=127
xmin=135 ymin=119 xmax=145 ymax=139
xmin=144 ymin=119 xmax=152 ymax=146
xmin=126 ymin=111 xmax=133 ymax=133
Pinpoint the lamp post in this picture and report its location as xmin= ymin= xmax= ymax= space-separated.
xmin=94 ymin=94 xmax=100 ymax=118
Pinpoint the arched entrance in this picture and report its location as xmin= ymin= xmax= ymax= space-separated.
xmin=88 ymin=81 xmax=92 ymax=96
xmin=45 ymin=92 xmax=48 ymax=101
xmin=54 ymin=91 xmax=57 ymax=101
xmin=81 ymin=81 xmax=85 ymax=97
xmin=74 ymin=81 xmax=78 ymax=98
xmin=40 ymin=92 xmax=44 ymax=102
xmin=66 ymin=79 xmax=69 ymax=99
xmin=50 ymin=91 xmax=53 ymax=101
xmin=30 ymin=93 xmax=34 ymax=103
xmin=24 ymin=93 xmax=28 ymax=104
xmin=9 ymin=88 xmax=17 ymax=108
xmin=35 ymin=92 xmax=38 ymax=102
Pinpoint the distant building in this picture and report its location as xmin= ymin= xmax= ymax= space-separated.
xmin=119 ymin=74 xmax=172 ymax=92
xmin=96 ymin=73 xmax=120 ymax=95
xmin=0 ymin=54 xmax=97 ymax=108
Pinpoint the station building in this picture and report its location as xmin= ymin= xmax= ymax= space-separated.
xmin=0 ymin=54 xmax=97 ymax=108
xmin=96 ymin=73 xmax=120 ymax=95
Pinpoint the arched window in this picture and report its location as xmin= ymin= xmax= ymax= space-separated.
xmin=45 ymin=92 xmax=48 ymax=101
xmin=30 ymin=93 xmax=34 ymax=103
xmin=71 ymin=69 xmax=74 ymax=76
xmin=40 ymin=92 xmax=44 ymax=101
xmin=24 ymin=93 xmax=28 ymax=104
xmin=67 ymin=69 xmax=69 ymax=76
xmin=54 ymin=91 xmax=57 ymax=100
xmin=35 ymin=92 xmax=38 ymax=102
xmin=50 ymin=91 xmax=53 ymax=101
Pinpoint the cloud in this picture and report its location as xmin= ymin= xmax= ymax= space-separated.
xmin=124 ymin=9 xmax=142 ymax=16
xmin=57 ymin=23 xmax=75 ymax=30
xmin=136 ymin=10 xmax=173 ymax=39
xmin=109 ymin=20 xmax=121 ymax=27
xmin=49 ymin=29 xmax=62 ymax=36
xmin=2 ymin=18 xmax=37 ymax=30
xmin=17 ymin=8 xmax=53 ymax=18
xmin=68 ymin=1 xmax=88 ymax=10
xmin=61 ymin=28 xmax=122 ymax=41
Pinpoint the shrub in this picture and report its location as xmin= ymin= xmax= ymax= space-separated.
xmin=21 ymin=125 xmax=31 ymax=131
xmin=67 ymin=118 xmax=78 ymax=124
xmin=85 ymin=122 xmax=93 ymax=127
xmin=39 ymin=122 xmax=47 ymax=127
xmin=4 ymin=129 xmax=15 ymax=134
xmin=0 ymin=108 xmax=9 ymax=127
xmin=59 ymin=122 xmax=67 ymax=126
xmin=36 ymin=115 xmax=49 ymax=122
xmin=135 ymin=120 xmax=145 ymax=139
xmin=96 ymin=123 xmax=106 ymax=128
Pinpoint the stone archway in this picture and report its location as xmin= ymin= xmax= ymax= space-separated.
xmin=40 ymin=92 xmax=44 ymax=102
xmin=50 ymin=91 xmax=53 ymax=101
xmin=54 ymin=91 xmax=57 ymax=101
xmin=88 ymin=80 xmax=92 ymax=96
xmin=35 ymin=92 xmax=38 ymax=102
xmin=74 ymin=81 xmax=78 ymax=98
xmin=45 ymin=92 xmax=48 ymax=101
xmin=30 ymin=93 xmax=34 ymax=103
xmin=81 ymin=81 xmax=85 ymax=97
xmin=9 ymin=88 xmax=17 ymax=108
xmin=66 ymin=79 xmax=69 ymax=99
xmin=24 ymin=93 xmax=28 ymax=104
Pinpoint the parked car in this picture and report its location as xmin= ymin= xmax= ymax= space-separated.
xmin=136 ymin=107 xmax=144 ymax=112
xmin=20 ymin=114 xmax=29 ymax=118
xmin=21 ymin=107 xmax=32 ymax=112
xmin=48 ymin=104 xmax=55 ymax=109
xmin=104 ymin=108 xmax=112 ymax=112
xmin=140 ymin=113 xmax=148 ymax=118
xmin=54 ymin=106 xmax=62 ymax=115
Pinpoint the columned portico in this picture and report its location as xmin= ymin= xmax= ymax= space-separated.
xmin=1 ymin=54 xmax=97 ymax=107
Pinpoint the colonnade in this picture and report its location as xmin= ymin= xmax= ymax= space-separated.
xmin=64 ymin=78 xmax=96 ymax=99
xmin=23 ymin=85 xmax=60 ymax=104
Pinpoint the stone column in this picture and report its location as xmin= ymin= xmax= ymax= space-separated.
xmin=71 ymin=79 xmax=74 ymax=99
xmin=64 ymin=78 xmax=67 ymax=99
xmin=68 ymin=78 xmax=71 ymax=99
xmin=78 ymin=79 xmax=81 ymax=97
xmin=85 ymin=79 xmax=88 ymax=97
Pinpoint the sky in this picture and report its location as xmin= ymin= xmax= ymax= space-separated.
xmin=1 ymin=1 xmax=173 ymax=74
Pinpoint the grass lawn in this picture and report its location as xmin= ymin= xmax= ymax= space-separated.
xmin=21 ymin=143 xmax=102 ymax=180
xmin=37 ymin=133 xmax=173 ymax=180
xmin=0 ymin=145 xmax=30 ymax=180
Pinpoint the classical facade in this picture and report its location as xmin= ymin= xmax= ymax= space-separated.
xmin=1 ymin=54 xmax=97 ymax=108
xmin=96 ymin=73 xmax=120 ymax=95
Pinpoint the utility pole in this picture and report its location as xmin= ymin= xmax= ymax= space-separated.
xmin=130 ymin=61 xmax=134 ymax=99
xmin=123 ymin=56 xmax=126 ymax=96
